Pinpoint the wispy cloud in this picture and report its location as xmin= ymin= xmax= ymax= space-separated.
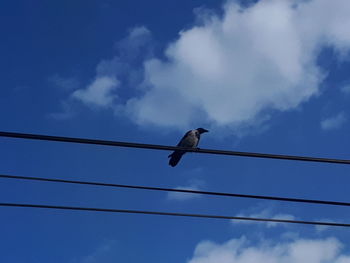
xmin=315 ymin=218 xmax=338 ymax=233
xmin=321 ymin=112 xmax=346 ymax=131
xmin=48 ymin=74 xmax=80 ymax=119
xmin=341 ymin=85 xmax=350 ymax=94
xmin=73 ymin=240 xmax=118 ymax=263
xmin=48 ymin=74 xmax=80 ymax=91
xmin=48 ymin=101 xmax=75 ymax=120
xmin=72 ymin=76 xmax=119 ymax=108
xmin=167 ymin=180 xmax=204 ymax=201
xmin=231 ymin=208 xmax=296 ymax=228
xmin=67 ymin=26 xmax=152 ymax=111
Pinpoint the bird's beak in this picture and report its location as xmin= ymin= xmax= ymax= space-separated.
xmin=202 ymin=129 xmax=209 ymax=133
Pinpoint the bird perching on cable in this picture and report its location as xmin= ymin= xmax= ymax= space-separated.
xmin=168 ymin=128 xmax=209 ymax=167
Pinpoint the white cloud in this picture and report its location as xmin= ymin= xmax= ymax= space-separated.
xmin=65 ymin=1 xmax=350 ymax=132
xmin=188 ymin=236 xmax=350 ymax=263
xmin=118 ymin=0 xmax=350 ymax=130
xmin=231 ymin=208 xmax=295 ymax=228
xmin=167 ymin=180 xmax=204 ymax=201
xmin=72 ymin=76 xmax=119 ymax=108
xmin=321 ymin=112 xmax=346 ymax=131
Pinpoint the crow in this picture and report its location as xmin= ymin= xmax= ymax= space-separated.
xmin=168 ymin=128 xmax=209 ymax=167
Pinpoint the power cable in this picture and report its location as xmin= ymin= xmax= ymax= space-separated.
xmin=1 ymin=131 xmax=350 ymax=164
xmin=0 ymin=202 xmax=348 ymax=227
xmin=1 ymin=173 xmax=350 ymax=207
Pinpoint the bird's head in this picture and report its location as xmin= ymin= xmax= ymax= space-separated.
xmin=196 ymin=128 xmax=209 ymax=134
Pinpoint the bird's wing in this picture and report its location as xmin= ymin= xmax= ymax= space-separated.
xmin=176 ymin=130 xmax=192 ymax=147
xmin=177 ymin=130 xmax=199 ymax=148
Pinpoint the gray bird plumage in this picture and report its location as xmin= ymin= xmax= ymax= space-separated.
xmin=168 ymin=128 xmax=209 ymax=167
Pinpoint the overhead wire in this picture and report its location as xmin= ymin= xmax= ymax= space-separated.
xmin=1 ymin=173 xmax=350 ymax=207
xmin=1 ymin=131 xmax=349 ymax=228
xmin=0 ymin=202 xmax=349 ymax=227
xmin=1 ymin=131 xmax=350 ymax=164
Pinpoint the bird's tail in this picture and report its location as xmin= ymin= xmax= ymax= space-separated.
xmin=168 ymin=151 xmax=185 ymax=167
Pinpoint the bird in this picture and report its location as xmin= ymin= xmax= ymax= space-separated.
xmin=168 ymin=128 xmax=209 ymax=167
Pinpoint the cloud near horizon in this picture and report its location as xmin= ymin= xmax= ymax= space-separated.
xmin=188 ymin=236 xmax=350 ymax=263
xmin=71 ymin=0 xmax=350 ymax=131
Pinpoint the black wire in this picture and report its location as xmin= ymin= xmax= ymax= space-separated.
xmin=1 ymin=173 xmax=350 ymax=207
xmin=0 ymin=131 xmax=350 ymax=164
xmin=0 ymin=202 xmax=348 ymax=227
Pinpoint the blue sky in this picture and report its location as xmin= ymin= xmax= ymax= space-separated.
xmin=1 ymin=0 xmax=350 ymax=262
